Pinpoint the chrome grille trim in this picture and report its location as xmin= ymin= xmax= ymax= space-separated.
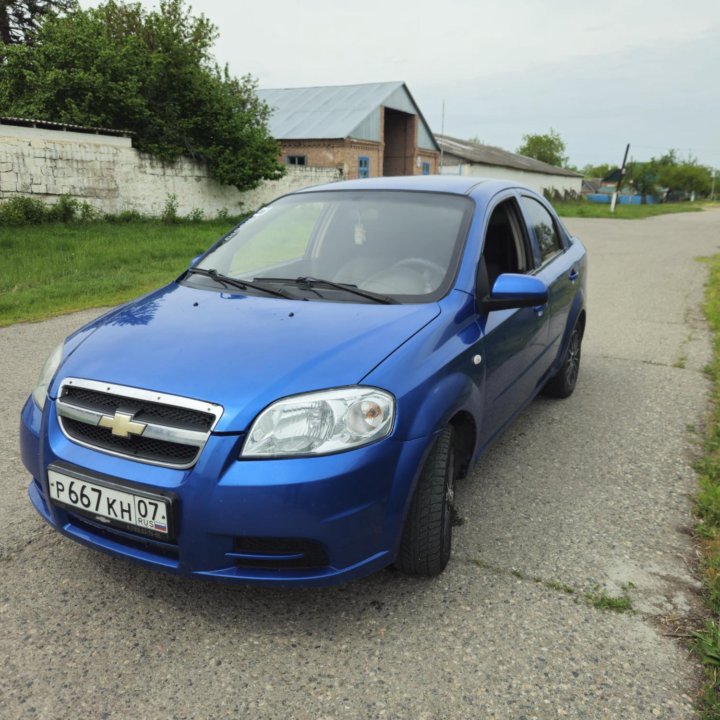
xmin=56 ymin=402 xmax=209 ymax=447
xmin=55 ymin=378 xmax=224 ymax=469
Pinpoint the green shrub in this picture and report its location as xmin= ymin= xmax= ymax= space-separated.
xmin=79 ymin=202 xmax=100 ymax=222
xmin=47 ymin=194 xmax=80 ymax=223
xmin=161 ymin=194 xmax=180 ymax=224
xmin=0 ymin=195 xmax=49 ymax=224
xmin=104 ymin=209 xmax=146 ymax=224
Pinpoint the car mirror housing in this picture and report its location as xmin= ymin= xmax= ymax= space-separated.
xmin=480 ymin=273 xmax=549 ymax=312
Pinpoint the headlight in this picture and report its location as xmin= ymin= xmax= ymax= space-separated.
xmin=242 ymin=387 xmax=395 ymax=457
xmin=32 ymin=342 xmax=64 ymax=410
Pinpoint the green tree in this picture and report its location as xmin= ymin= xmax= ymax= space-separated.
xmin=517 ymin=128 xmax=568 ymax=167
xmin=655 ymin=152 xmax=712 ymax=197
xmin=627 ymin=161 xmax=659 ymax=202
xmin=581 ymin=163 xmax=615 ymax=179
xmin=0 ymin=0 xmax=283 ymax=191
xmin=0 ymin=0 xmax=75 ymax=46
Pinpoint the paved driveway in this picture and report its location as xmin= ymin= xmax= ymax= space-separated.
xmin=2 ymin=209 xmax=719 ymax=719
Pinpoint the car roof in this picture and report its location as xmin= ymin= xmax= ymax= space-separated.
xmin=296 ymin=175 xmax=520 ymax=197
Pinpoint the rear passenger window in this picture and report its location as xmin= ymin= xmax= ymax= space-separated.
xmin=521 ymin=197 xmax=563 ymax=263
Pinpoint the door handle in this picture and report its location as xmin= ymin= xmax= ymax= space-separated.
xmin=533 ymin=305 xmax=545 ymax=316
xmin=568 ymin=268 xmax=579 ymax=282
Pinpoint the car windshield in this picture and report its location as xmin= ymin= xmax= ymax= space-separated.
xmin=191 ymin=190 xmax=472 ymax=303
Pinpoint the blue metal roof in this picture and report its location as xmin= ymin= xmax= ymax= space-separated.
xmin=257 ymin=82 xmax=439 ymax=151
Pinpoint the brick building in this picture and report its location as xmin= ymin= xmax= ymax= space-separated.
xmin=257 ymin=82 xmax=440 ymax=180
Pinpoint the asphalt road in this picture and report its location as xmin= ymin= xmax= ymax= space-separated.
xmin=2 ymin=209 xmax=719 ymax=719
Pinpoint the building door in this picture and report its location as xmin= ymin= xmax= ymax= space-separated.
xmin=383 ymin=108 xmax=417 ymax=176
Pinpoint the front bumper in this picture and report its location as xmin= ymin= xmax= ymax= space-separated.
xmin=21 ymin=396 xmax=429 ymax=586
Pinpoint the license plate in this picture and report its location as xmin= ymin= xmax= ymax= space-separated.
xmin=48 ymin=469 xmax=171 ymax=537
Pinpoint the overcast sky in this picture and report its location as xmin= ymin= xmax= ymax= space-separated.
xmin=82 ymin=0 xmax=720 ymax=169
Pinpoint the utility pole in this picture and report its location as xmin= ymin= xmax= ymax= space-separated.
xmin=610 ymin=143 xmax=630 ymax=214
xmin=712 ymin=169 xmax=717 ymax=201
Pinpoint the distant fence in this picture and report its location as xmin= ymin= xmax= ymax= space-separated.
xmin=585 ymin=193 xmax=658 ymax=205
xmin=0 ymin=122 xmax=340 ymax=216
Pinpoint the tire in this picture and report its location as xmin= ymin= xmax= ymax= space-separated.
xmin=396 ymin=427 xmax=455 ymax=577
xmin=543 ymin=323 xmax=582 ymax=398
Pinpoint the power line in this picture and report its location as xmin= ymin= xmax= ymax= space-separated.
xmin=626 ymin=144 xmax=720 ymax=153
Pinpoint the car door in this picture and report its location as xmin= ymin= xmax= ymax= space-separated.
xmin=475 ymin=195 xmax=550 ymax=447
xmin=519 ymin=194 xmax=578 ymax=364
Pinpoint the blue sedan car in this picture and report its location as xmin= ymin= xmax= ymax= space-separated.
xmin=20 ymin=176 xmax=586 ymax=586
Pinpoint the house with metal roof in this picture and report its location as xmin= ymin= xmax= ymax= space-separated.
xmin=437 ymin=134 xmax=582 ymax=197
xmin=257 ymin=82 xmax=440 ymax=180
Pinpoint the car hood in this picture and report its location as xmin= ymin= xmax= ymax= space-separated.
xmin=53 ymin=283 xmax=440 ymax=432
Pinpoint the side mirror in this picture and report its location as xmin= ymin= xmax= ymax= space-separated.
xmin=480 ymin=273 xmax=548 ymax=312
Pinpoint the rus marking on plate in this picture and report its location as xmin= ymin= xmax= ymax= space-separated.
xmin=99 ymin=411 xmax=147 ymax=438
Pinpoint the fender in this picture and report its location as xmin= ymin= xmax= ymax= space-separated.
xmin=382 ymin=372 xmax=484 ymax=557
xmin=363 ymin=290 xmax=484 ymax=443
xmin=402 ymin=369 xmax=483 ymax=442
xmin=549 ymin=282 xmax=587 ymax=377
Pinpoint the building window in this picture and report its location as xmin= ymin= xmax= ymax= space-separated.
xmin=286 ymin=155 xmax=306 ymax=166
xmin=358 ymin=156 xmax=370 ymax=178
xmin=422 ymin=161 xmax=430 ymax=175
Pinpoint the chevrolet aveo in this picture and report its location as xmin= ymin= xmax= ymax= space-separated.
xmin=20 ymin=176 xmax=587 ymax=586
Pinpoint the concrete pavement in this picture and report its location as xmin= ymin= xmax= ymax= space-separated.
xmin=1 ymin=209 xmax=719 ymax=719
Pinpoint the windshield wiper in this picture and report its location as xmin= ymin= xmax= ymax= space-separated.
xmin=260 ymin=277 xmax=397 ymax=305
xmin=185 ymin=267 xmax=293 ymax=299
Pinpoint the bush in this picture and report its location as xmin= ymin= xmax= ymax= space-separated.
xmin=0 ymin=195 xmax=49 ymax=224
xmin=79 ymin=202 xmax=100 ymax=222
xmin=161 ymin=194 xmax=180 ymax=224
xmin=0 ymin=194 xmax=244 ymax=225
xmin=47 ymin=194 xmax=80 ymax=222
xmin=104 ymin=209 xmax=146 ymax=224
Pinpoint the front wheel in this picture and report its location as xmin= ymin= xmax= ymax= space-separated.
xmin=543 ymin=323 xmax=582 ymax=398
xmin=396 ymin=427 xmax=455 ymax=577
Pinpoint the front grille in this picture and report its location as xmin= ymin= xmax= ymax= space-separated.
xmin=62 ymin=386 xmax=215 ymax=432
xmin=63 ymin=417 xmax=198 ymax=465
xmin=229 ymin=537 xmax=329 ymax=570
xmin=56 ymin=378 xmax=223 ymax=469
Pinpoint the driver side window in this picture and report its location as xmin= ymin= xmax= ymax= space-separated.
xmin=482 ymin=200 xmax=531 ymax=290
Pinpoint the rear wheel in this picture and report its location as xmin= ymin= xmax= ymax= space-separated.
xmin=396 ymin=427 xmax=455 ymax=577
xmin=543 ymin=323 xmax=582 ymax=398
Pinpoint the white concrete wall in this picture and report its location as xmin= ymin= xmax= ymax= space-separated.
xmin=440 ymin=162 xmax=582 ymax=197
xmin=0 ymin=125 xmax=340 ymax=216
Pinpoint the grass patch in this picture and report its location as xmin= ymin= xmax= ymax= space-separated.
xmin=470 ymin=558 xmax=644 ymax=610
xmin=553 ymin=200 xmax=704 ymax=219
xmin=0 ymin=220 xmax=239 ymax=326
xmin=584 ymin=590 xmax=633 ymax=613
xmin=695 ymin=620 xmax=720 ymax=713
xmin=694 ymin=253 xmax=720 ymax=716
xmin=545 ymin=579 xmax=576 ymax=595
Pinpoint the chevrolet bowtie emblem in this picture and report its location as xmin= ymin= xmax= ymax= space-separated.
xmin=98 ymin=411 xmax=147 ymax=438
